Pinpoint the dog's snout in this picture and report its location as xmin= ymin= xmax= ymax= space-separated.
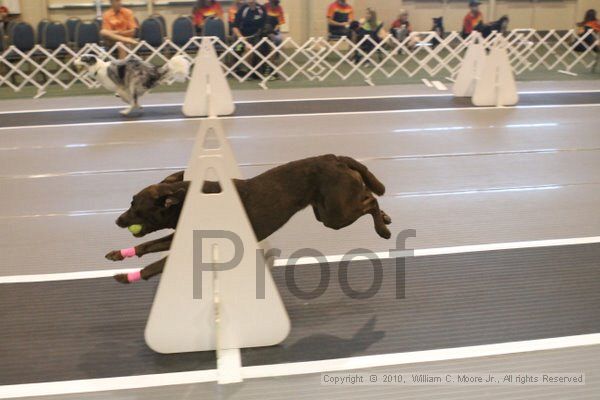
xmin=115 ymin=214 xmax=128 ymax=228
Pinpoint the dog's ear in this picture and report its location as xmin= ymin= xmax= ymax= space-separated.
xmin=164 ymin=194 xmax=181 ymax=208
xmin=159 ymin=187 xmax=187 ymax=208
xmin=161 ymin=171 xmax=185 ymax=184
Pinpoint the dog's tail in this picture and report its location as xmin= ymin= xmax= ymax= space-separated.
xmin=338 ymin=156 xmax=386 ymax=196
xmin=160 ymin=55 xmax=190 ymax=83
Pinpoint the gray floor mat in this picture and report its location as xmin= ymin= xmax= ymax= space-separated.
xmin=2 ymin=244 xmax=599 ymax=385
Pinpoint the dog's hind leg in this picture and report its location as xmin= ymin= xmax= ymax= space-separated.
xmin=116 ymin=88 xmax=135 ymax=116
xmin=337 ymin=156 xmax=386 ymax=196
xmin=114 ymin=256 xmax=167 ymax=284
xmin=363 ymin=196 xmax=392 ymax=239
xmin=132 ymin=91 xmax=142 ymax=113
xmin=381 ymin=210 xmax=392 ymax=225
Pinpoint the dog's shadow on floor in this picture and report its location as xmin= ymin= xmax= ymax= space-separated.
xmin=283 ymin=315 xmax=385 ymax=360
xmin=78 ymin=315 xmax=383 ymax=387
xmin=243 ymin=315 xmax=385 ymax=366
xmin=216 ymin=316 xmax=385 ymax=399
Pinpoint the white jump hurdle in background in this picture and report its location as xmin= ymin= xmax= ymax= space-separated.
xmin=146 ymin=38 xmax=290 ymax=384
xmin=453 ymin=33 xmax=519 ymax=107
xmin=182 ymin=38 xmax=236 ymax=118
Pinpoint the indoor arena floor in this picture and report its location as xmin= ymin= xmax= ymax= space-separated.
xmin=1 ymin=81 xmax=599 ymax=399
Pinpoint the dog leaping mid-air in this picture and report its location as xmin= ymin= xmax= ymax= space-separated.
xmin=74 ymin=54 xmax=190 ymax=116
xmin=105 ymin=155 xmax=393 ymax=284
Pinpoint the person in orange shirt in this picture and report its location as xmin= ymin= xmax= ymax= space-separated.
xmin=327 ymin=0 xmax=355 ymax=38
xmin=265 ymin=0 xmax=285 ymax=45
xmin=462 ymin=0 xmax=483 ymax=37
xmin=101 ymin=0 xmax=138 ymax=58
xmin=0 ymin=5 xmax=9 ymax=31
xmin=575 ymin=9 xmax=600 ymax=52
xmin=580 ymin=9 xmax=600 ymax=33
xmin=192 ymin=0 xmax=224 ymax=35
xmin=228 ymin=0 xmax=245 ymax=37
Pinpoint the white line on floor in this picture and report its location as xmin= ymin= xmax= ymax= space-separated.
xmin=1 ymin=103 xmax=599 ymax=132
xmin=241 ymin=333 xmax=600 ymax=379
xmin=1 ymin=333 xmax=599 ymax=399
xmin=0 ymin=94 xmax=451 ymax=115
xmin=1 ymin=236 xmax=599 ymax=285
xmin=0 ymin=103 xmax=182 ymax=115
xmin=0 ymin=268 xmax=141 ymax=283
xmin=431 ymin=81 xmax=448 ymax=91
xmin=0 ymin=369 xmax=218 ymax=399
xmin=558 ymin=70 xmax=578 ymax=77
xmin=0 ymin=89 xmax=598 ymax=115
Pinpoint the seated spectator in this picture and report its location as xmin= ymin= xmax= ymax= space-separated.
xmin=462 ymin=0 xmax=483 ymax=38
xmin=391 ymin=9 xmax=421 ymax=49
xmin=233 ymin=0 xmax=266 ymax=40
xmin=265 ymin=0 xmax=285 ymax=46
xmin=101 ymin=0 xmax=138 ymax=59
xmin=228 ymin=0 xmax=245 ymax=37
xmin=352 ymin=8 xmax=386 ymax=62
xmin=193 ymin=0 xmax=224 ymax=35
xmin=391 ymin=10 xmax=412 ymax=42
xmin=233 ymin=0 xmax=268 ymax=77
xmin=579 ymin=9 xmax=600 ymax=32
xmin=359 ymin=8 xmax=387 ymax=41
xmin=327 ymin=0 xmax=354 ymax=38
xmin=0 ymin=4 xmax=9 ymax=31
xmin=575 ymin=9 xmax=600 ymax=52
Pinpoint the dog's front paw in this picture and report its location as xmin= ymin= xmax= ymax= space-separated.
xmin=106 ymin=250 xmax=125 ymax=261
xmin=114 ymin=274 xmax=130 ymax=284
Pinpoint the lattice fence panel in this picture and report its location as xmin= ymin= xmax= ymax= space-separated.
xmin=0 ymin=29 xmax=597 ymax=97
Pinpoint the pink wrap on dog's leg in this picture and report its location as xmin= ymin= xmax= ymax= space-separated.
xmin=120 ymin=247 xmax=136 ymax=258
xmin=127 ymin=270 xmax=142 ymax=283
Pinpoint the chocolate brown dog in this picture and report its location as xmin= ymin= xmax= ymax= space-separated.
xmin=107 ymin=155 xmax=392 ymax=283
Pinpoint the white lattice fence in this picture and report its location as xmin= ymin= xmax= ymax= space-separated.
xmin=0 ymin=29 xmax=597 ymax=97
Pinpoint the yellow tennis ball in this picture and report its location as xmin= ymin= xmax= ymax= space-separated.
xmin=128 ymin=224 xmax=143 ymax=235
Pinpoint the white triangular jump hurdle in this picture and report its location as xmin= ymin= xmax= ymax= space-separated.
xmin=453 ymin=34 xmax=518 ymax=107
xmin=472 ymin=40 xmax=519 ymax=107
xmin=184 ymin=119 xmax=240 ymax=180
xmin=182 ymin=37 xmax=235 ymax=117
xmin=148 ymin=49 xmax=289 ymax=384
xmin=453 ymin=32 xmax=486 ymax=97
xmin=145 ymin=120 xmax=291 ymax=380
